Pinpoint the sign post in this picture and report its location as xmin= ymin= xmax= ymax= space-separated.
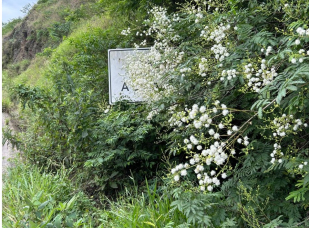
xmin=108 ymin=48 xmax=149 ymax=105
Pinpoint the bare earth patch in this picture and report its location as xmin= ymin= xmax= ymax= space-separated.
xmin=2 ymin=112 xmax=20 ymax=173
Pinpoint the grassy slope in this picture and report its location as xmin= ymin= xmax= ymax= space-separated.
xmin=2 ymin=0 xmax=112 ymax=112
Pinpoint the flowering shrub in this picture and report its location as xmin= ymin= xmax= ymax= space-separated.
xmin=122 ymin=0 xmax=309 ymax=225
xmin=6 ymin=0 xmax=309 ymax=226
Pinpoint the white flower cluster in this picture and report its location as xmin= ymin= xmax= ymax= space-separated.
xmin=171 ymin=163 xmax=189 ymax=181
xmin=211 ymin=43 xmax=229 ymax=62
xmin=296 ymin=27 xmax=309 ymax=36
xmin=270 ymin=143 xmax=283 ymax=164
xmin=200 ymin=26 xmax=209 ymax=37
xmin=147 ymin=109 xmax=158 ymax=120
xmin=197 ymin=171 xmax=228 ymax=192
xmin=291 ymin=47 xmax=307 ymax=64
xmin=289 ymin=27 xmax=309 ymax=63
xmin=173 ymin=141 xmax=230 ymax=192
xmin=237 ymin=136 xmax=250 ymax=146
xmin=195 ymin=12 xmax=203 ymax=23
xmin=143 ymin=7 xmax=180 ymax=46
xmin=200 ymin=141 xmax=229 ymax=165
xmin=299 ymin=161 xmax=308 ymax=169
xmin=261 ymin=46 xmax=272 ymax=56
xmin=168 ymin=110 xmax=186 ymax=127
xmin=104 ymin=105 xmax=111 ymax=114
xmin=220 ymin=69 xmax=237 ymax=81
xmin=124 ymin=7 xmax=187 ymax=102
xmin=272 ymin=114 xmax=307 ymax=138
xmin=179 ymin=67 xmax=192 ymax=78
xmin=209 ymin=24 xmax=230 ymax=43
xmin=291 ymin=57 xmax=304 ymax=64
xmin=296 ymin=48 xmax=308 ymax=62
xmin=270 ymin=114 xmax=308 ymax=164
xmin=170 ymin=102 xmax=250 ymax=191
xmin=185 ymin=2 xmax=208 ymax=22
xmin=201 ymin=24 xmax=231 ymax=62
xmin=201 ymin=24 xmax=230 ymax=43
xmin=186 ymin=1 xmax=212 ymax=16
xmin=169 ymin=101 xmax=231 ymax=129
xmin=198 ymin=58 xmax=208 ymax=77
xmin=121 ymin=27 xmax=131 ymax=36
xmin=244 ymin=59 xmax=278 ymax=93
xmin=180 ymin=67 xmax=191 ymax=73
xmin=125 ymin=46 xmax=185 ymax=102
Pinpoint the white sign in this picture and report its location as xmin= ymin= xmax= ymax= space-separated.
xmin=108 ymin=48 xmax=149 ymax=105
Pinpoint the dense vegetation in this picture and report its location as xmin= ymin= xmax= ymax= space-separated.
xmin=3 ymin=0 xmax=309 ymax=227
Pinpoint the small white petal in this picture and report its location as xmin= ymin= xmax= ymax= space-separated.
xmin=174 ymin=175 xmax=180 ymax=181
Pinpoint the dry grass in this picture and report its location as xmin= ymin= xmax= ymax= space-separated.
xmin=27 ymin=0 xmax=96 ymax=29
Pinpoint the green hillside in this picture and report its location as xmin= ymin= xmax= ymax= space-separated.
xmin=2 ymin=0 xmax=309 ymax=227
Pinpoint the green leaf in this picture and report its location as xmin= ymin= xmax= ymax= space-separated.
xmin=237 ymin=24 xmax=253 ymax=40
xmin=82 ymin=130 xmax=88 ymax=138
xmin=286 ymin=85 xmax=298 ymax=91
xmin=303 ymin=174 xmax=309 ymax=186
xmin=38 ymin=200 xmax=50 ymax=210
xmin=109 ymin=182 xmax=118 ymax=188
xmin=289 ymin=80 xmax=305 ymax=85
xmin=143 ymin=221 xmax=155 ymax=227
xmin=221 ymin=217 xmax=237 ymax=227
xmin=65 ymin=196 xmax=76 ymax=210
xmin=258 ymin=107 xmax=263 ymax=119
xmin=276 ymin=88 xmax=286 ymax=104
xmin=109 ymin=171 xmax=119 ymax=178
xmin=65 ymin=217 xmax=74 ymax=227
xmin=263 ymin=216 xmax=283 ymax=228
xmin=33 ymin=200 xmax=41 ymax=206
xmin=24 ymin=197 xmax=35 ymax=208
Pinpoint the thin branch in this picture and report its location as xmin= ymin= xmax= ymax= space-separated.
xmin=225 ymin=98 xmax=277 ymax=145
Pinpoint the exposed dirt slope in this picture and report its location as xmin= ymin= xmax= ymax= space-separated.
xmin=2 ymin=113 xmax=20 ymax=173
xmin=2 ymin=19 xmax=43 ymax=65
xmin=2 ymin=0 xmax=94 ymax=66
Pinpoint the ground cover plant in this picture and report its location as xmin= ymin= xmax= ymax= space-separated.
xmin=2 ymin=0 xmax=309 ymax=227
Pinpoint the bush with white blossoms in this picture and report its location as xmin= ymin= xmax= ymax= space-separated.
xmin=121 ymin=0 xmax=309 ymax=224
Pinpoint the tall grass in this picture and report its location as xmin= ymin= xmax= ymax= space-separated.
xmin=2 ymin=162 xmax=96 ymax=227
xmin=2 ymin=162 xmax=188 ymax=227
xmin=99 ymin=180 xmax=187 ymax=228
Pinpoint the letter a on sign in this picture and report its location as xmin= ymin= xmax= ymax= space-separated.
xmin=121 ymin=82 xmax=129 ymax=91
xmin=108 ymin=48 xmax=149 ymax=104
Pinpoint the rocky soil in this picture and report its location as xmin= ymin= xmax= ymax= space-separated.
xmin=2 ymin=0 xmax=91 ymax=67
